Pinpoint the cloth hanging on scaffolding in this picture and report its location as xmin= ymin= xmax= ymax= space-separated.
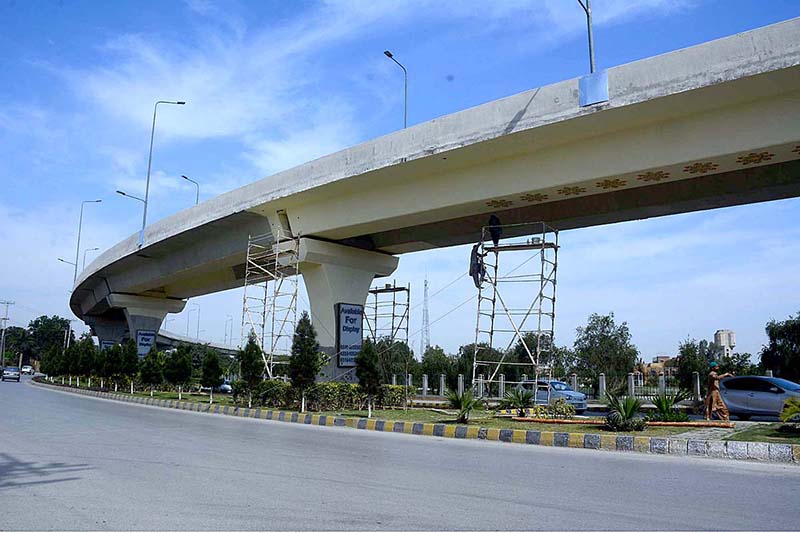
xmin=469 ymin=243 xmax=486 ymax=289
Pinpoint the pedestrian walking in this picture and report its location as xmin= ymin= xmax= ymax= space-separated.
xmin=704 ymin=361 xmax=734 ymax=420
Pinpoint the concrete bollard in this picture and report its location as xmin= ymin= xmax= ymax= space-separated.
xmin=499 ymin=374 xmax=505 ymax=399
xmin=439 ymin=374 xmax=446 ymax=396
xmin=658 ymin=373 xmax=666 ymax=395
xmin=766 ymin=370 xmax=774 ymax=377
xmin=392 ymin=374 xmax=397 ymax=386
xmin=521 ymin=374 xmax=528 ymax=383
xmin=570 ymin=373 xmax=578 ymax=392
xmin=407 ymin=374 xmax=412 ymax=389
xmin=457 ymin=374 xmax=464 ymax=396
xmin=422 ymin=374 xmax=428 ymax=397
xmin=598 ymin=373 xmax=606 ymax=400
xmin=477 ymin=374 xmax=484 ymax=398
xmin=627 ymin=373 xmax=635 ymax=398
xmin=77 ymin=376 xmax=80 ymax=388
xmin=692 ymin=371 xmax=701 ymax=400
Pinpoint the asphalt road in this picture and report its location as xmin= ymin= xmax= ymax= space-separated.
xmin=2 ymin=378 xmax=799 ymax=531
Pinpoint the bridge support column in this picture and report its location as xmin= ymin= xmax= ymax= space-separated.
xmin=106 ymin=294 xmax=186 ymax=356
xmin=86 ymin=316 xmax=128 ymax=347
xmin=298 ymin=238 xmax=398 ymax=382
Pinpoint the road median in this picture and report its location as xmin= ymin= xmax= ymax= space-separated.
xmin=32 ymin=378 xmax=800 ymax=465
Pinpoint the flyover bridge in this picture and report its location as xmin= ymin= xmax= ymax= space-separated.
xmin=71 ymin=19 xmax=800 ymax=379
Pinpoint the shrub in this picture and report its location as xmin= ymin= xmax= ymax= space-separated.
xmin=257 ymin=379 xmax=291 ymax=408
xmin=378 ymin=385 xmax=411 ymax=408
xmin=605 ymin=392 xmax=646 ymax=431
xmin=306 ymin=382 xmax=365 ymax=411
xmin=647 ymin=390 xmax=690 ymax=422
xmin=231 ymin=380 xmax=247 ymax=406
xmin=446 ymin=389 xmax=481 ymax=423
xmin=498 ymin=388 xmax=535 ymax=417
xmin=546 ymin=398 xmax=576 ymax=419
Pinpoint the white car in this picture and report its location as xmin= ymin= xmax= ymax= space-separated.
xmin=720 ymin=376 xmax=800 ymax=420
xmin=2 ymin=367 xmax=21 ymax=382
xmin=21 ymin=365 xmax=34 ymax=375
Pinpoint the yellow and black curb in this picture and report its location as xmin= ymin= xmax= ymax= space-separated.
xmin=33 ymin=380 xmax=800 ymax=465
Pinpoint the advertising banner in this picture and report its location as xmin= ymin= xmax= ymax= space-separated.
xmin=336 ymin=303 xmax=363 ymax=367
xmin=136 ymin=330 xmax=157 ymax=357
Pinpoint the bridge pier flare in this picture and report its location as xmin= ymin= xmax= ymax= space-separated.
xmin=297 ymin=238 xmax=398 ymax=382
xmin=102 ymin=294 xmax=186 ymax=355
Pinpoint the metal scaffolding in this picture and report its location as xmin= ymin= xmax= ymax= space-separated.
xmin=241 ymin=230 xmax=299 ymax=378
xmin=471 ymin=221 xmax=559 ymax=401
xmin=363 ymin=280 xmax=410 ymax=345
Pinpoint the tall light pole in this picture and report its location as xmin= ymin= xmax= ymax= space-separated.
xmin=384 ymin=50 xmax=407 ymax=129
xmin=224 ymin=315 xmax=233 ymax=344
xmin=577 ymin=0 xmax=596 ymax=74
xmin=141 ymin=100 xmax=186 ymax=248
xmin=181 ymin=175 xmax=199 ymax=205
xmin=187 ymin=303 xmax=200 ymax=338
xmin=73 ymin=199 xmax=102 ymax=285
xmin=0 ymin=300 xmax=14 ymax=369
xmin=82 ymin=247 xmax=100 ymax=269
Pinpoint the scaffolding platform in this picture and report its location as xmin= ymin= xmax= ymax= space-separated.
xmin=472 ymin=221 xmax=559 ymax=401
xmin=241 ymin=230 xmax=299 ymax=378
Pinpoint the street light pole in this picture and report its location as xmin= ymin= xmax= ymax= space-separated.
xmin=73 ymin=199 xmax=102 ymax=285
xmin=577 ymin=0 xmax=596 ymax=74
xmin=141 ymin=100 xmax=186 ymax=248
xmin=384 ymin=50 xmax=407 ymax=129
xmin=181 ymin=175 xmax=199 ymax=205
xmin=0 ymin=300 xmax=14 ymax=369
xmin=82 ymin=247 xmax=100 ymax=269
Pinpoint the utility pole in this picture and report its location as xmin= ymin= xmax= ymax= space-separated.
xmin=419 ymin=278 xmax=430 ymax=357
xmin=0 ymin=301 xmax=15 ymax=369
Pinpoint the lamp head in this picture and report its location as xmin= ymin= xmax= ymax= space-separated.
xmin=176 ymin=101 xmax=186 ymax=105
xmin=383 ymin=50 xmax=393 ymax=58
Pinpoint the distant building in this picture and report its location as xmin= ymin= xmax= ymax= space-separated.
xmin=714 ymin=329 xmax=736 ymax=357
xmin=643 ymin=355 xmax=676 ymax=377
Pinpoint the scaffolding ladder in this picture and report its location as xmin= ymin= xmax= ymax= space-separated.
xmin=363 ymin=280 xmax=410 ymax=345
xmin=472 ymin=221 xmax=559 ymax=404
xmin=241 ymin=230 xmax=299 ymax=379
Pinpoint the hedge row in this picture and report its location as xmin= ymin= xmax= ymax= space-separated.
xmin=231 ymin=380 xmax=413 ymax=411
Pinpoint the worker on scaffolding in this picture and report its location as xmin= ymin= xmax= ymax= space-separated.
xmin=704 ymin=361 xmax=734 ymax=421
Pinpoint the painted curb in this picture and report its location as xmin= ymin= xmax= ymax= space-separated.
xmin=32 ymin=380 xmax=800 ymax=465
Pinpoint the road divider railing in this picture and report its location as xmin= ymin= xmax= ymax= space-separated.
xmin=32 ymin=379 xmax=800 ymax=465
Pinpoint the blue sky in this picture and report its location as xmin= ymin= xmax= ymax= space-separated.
xmin=1 ymin=0 xmax=799 ymax=360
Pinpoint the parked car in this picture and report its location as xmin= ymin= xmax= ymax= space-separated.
xmin=720 ymin=376 xmax=800 ymax=420
xmin=2 ymin=367 xmax=21 ymax=382
xmin=518 ymin=379 xmax=588 ymax=413
xmin=21 ymin=365 xmax=34 ymax=375
xmin=216 ymin=380 xmax=232 ymax=394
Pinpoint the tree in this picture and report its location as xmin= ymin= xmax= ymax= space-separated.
xmin=356 ymin=338 xmax=382 ymax=417
xmin=201 ymin=350 xmax=224 ymax=404
xmin=420 ymin=345 xmax=454 ymax=394
xmin=28 ymin=315 xmax=74 ymax=361
xmin=3 ymin=326 xmax=33 ymax=366
xmin=720 ymin=352 xmax=760 ymax=376
xmin=760 ymin=312 xmax=800 ymax=382
xmin=573 ymin=313 xmax=639 ymax=392
xmin=375 ymin=338 xmax=418 ymax=385
xmin=238 ymin=331 xmax=264 ymax=408
xmin=120 ymin=340 xmax=139 ymax=393
xmin=675 ymin=338 xmax=721 ymax=393
xmin=164 ymin=346 xmax=193 ymax=400
xmin=453 ymin=342 xmax=503 ymax=390
xmin=73 ymin=334 xmax=97 ymax=381
xmin=139 ymin=345 xmax=163 ymax=397
xmin=288 ymin=312 xmax=323 ymax=413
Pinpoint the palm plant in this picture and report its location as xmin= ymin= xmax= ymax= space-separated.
xmin=647 ymin=389 xmax=690 ymax=422
xmin=605 ymin=392 xmax=646 ymax=431
xmin=498 ymin=388 xmax=535 ymax=417
xmin=446 ymin=389 xmax=481 ymax=423
xmin=780 ymin=397 xmax=800 ymax=427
